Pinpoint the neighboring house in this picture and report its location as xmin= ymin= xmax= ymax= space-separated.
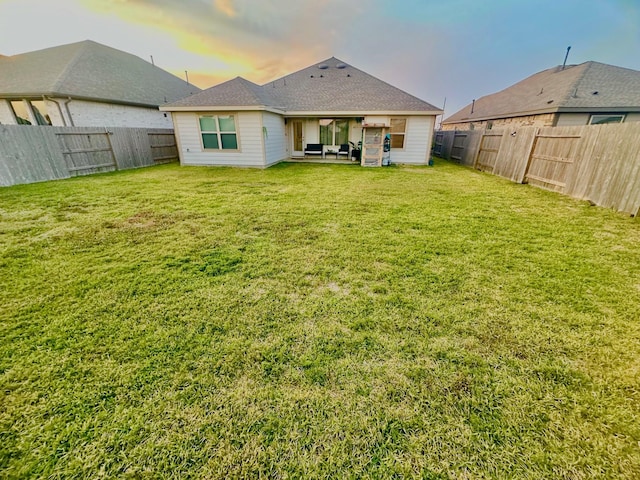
xmin=442 ymin=61 xmax=640 ymax=131
xmin=161 ymin=57 xmax=442 ymax=167
xmin=0 ymin=40 xmax=200 ymax=128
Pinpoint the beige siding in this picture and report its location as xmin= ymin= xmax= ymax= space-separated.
xmin=350 ymin=122 xmax=363 ymax=146
xmin=263 ymin=112 xmax=287 ymax=166
xmin=173 ymin=111 xmax=265 ymax=167
xmin=391 ymin=115 xmax=435 ymax=165
xmin=304 ymin=119 xmax=319 ymax=144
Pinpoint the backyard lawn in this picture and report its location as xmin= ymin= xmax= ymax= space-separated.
xmin=1 ymin=160 xmax=639 ymax=478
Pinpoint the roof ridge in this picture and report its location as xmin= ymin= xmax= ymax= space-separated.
xmin=50 ymin=41 xmax=90 ymax=94
xmin=559 ymin=61 xmax=593 ymax=104
xmin=234 ymin=76 xmax=272 ymax=105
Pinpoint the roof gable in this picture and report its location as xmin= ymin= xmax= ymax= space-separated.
xmin=0 ymin=40 xmax=200 ymax=107
xmin=165 ymin=76 xmax=280 ymax=109
xmin=266 ymin=57 xmax=440 ymax=112
xmin=164 ymin=57 xmax=442 ymax=114
xmin=443 ymin=61 xmax=640 ymax=124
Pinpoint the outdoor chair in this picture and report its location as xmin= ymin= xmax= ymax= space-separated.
xmin=337 ymin=144 xmax=349 ymax=159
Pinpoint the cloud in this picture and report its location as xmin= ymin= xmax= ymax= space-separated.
xmin=214 ymin=0 xmax=236 ymax=17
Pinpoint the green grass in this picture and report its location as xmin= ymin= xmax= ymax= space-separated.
xmin=1 ymin=160 xmax=639 ymax=478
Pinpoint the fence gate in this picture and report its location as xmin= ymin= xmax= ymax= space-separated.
xmin=524 ymin=132 xmax=581 ymax=192
xmin=474 ymin=132 xmax=503 ymax=172
xmin=55 ymin=130 xmax=117 ymax=176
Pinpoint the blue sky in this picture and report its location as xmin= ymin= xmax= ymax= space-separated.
xmin=1 ymin=0 xmax=638 ymax=119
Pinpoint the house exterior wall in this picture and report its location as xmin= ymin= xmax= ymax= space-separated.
xmin=0 ymin=98 xmax=65 ymax=125
xmin=555 ymin=113 xmax=590 ymax=126
xmin=304 ymin=119 xmax=319 ymax=144
xmin=262 ymin=112 xmax=287 ymax=166
xmin=0 ymin=100 xmax=14 ymax=124
xmin=67 ymin=99 xmax=173 ymax=128
xmin=547 ymin=112 xmax=640 ymax=126
xmin=1 ymin=97 xmax=172 ymax=128
xmin=173 ymin=111 xmax=266 ymax=167
xmin=390 ymin=115 xmax=436 ymax=165
xmin=442 ymin=113 xmax=556 ymax=131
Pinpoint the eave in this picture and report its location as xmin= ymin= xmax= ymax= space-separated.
xmin=0 ymin=92 xmax=161 ymax=109
xmin=160 ymin=105 xmax=286 ymax=115
xmin=283 ymin=109 xmax=443 ymax=117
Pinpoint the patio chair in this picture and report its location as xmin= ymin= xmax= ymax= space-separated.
xmin=337 ymin=144 xmax=349 ymax=159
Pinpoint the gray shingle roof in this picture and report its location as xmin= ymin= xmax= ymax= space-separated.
xmin=0 ymin=40 xmax=200 ymax=107
xmin=165 ymin=76 xmax=281 ymax=109
xmin=442 ymin=62 xmax=640 ymax=124
xmin=443 ymin=61 xmax=640 ymax=124
xmin=164 ymin=57 xmax=441 ymax=113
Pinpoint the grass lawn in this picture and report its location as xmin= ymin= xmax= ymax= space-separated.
xmin=1 ymin=160 xmax=639 ymax=478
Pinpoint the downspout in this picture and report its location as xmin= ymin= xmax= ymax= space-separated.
xmin=62 ymin=97 xmax=74 ymax=126
xmin=45 ymin=96 xmax=67 ymax=126
xmin=47 ymin=97 xmax=74 ymax=126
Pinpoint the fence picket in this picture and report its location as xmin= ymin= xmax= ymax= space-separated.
xmin=435 ymin=122 xmax=640 ymax=216
xmin=1 ymin=126 xmax=177 ymax=186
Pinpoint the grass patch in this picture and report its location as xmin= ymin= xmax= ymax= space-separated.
xmin=1 ymin=160 xmax=639 ymax=478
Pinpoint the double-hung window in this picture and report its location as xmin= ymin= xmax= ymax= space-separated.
xmin=199 ymin=115 xmax=238 ymax=150
xmin=390 ymin=118 xmax=407 ymax=149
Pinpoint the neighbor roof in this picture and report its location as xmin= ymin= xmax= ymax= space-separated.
xmin=0 ymin=40 xmax=200 ymax=107
xmin=164 ymin=57 xmax=442 ymax=114
xmin=443 ymin=61 xmax=640 ymax=124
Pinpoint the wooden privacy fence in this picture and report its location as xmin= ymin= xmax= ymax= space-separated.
xmin=435 ymin=123 xmax=640 ymax=216
xmin=0 ymin=126 xmax=178 ymax=186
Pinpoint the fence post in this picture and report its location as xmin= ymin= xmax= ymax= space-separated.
xmin=520 ymin=127 xmax=540 ymax=184
xmin=104 ymin=127 xmax=118 ymax=170
xmin=472 ymin=132 xmax=484 ymax=169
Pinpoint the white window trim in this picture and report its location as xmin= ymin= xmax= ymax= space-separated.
xmin=390 ymin=117 xmax=407 ymax=150
xmin=198 ymin=113 xmax=241 ymax=152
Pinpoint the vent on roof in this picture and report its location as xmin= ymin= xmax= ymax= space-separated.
xmin=318 ymin=63 xmax=328 ymax=69
xmin=336 ymin=63 xmax=346 ymax=69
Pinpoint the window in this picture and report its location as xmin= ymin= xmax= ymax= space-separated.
xmin=199 ymin=115 xmax=238 ymax=150
xmin=10 ymin=101 xmax=31 ymax=125
xmin=8 ymin=100 xmax=52 ymax=125
xmin=589 ymin=114 xmax=625 ymax=125
xmin=30 ymin=100 xmax=52 ymax=125
xmin=319 ymin=119 xmax=349 ymax=145
xmin=390 ymin=118 xmax=406 ymax=148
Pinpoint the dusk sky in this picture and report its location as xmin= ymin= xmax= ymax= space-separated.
xmin=1 ymin=0 xmax=639 ymax=119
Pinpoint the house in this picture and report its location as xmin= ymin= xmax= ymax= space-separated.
xmin=0 ymin=40 xmax=200 ymax=128
xmin=161 ymin=57 xmax=442 ymax=167
xmin=442 ymin=61 xmax=640 ymax=131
